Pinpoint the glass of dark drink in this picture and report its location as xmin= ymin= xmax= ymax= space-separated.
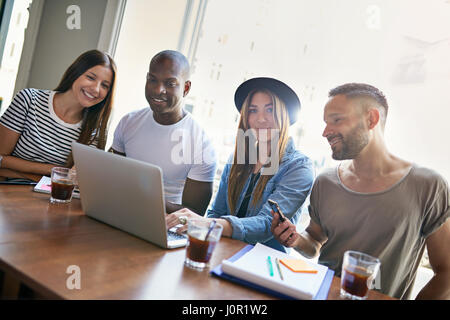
xmin=340 ymin=251 xmax=381 ymax=300
xmin=50 ymin=167 xmax=76 ymax=204
xmin=185 ymin=219 xmax=223 ymax=270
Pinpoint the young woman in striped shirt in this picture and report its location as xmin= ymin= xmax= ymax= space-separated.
xmin=0 ymin=50 xmax=116 ymax=181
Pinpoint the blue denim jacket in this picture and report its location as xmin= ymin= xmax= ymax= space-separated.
xmin=207 ymin=138 xmax=314 ymax=252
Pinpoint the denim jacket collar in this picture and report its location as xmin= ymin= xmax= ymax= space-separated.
xmin=235 ymin=137 xmax=296 ymax=214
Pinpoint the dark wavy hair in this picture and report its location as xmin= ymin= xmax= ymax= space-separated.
xmin=54 ymin=49 xmax=117 ymax=167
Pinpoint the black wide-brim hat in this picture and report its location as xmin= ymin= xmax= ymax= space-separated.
xmin=234 ymin=77 xmax=301 ymax=125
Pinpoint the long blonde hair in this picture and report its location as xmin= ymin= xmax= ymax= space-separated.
xmin=227 ymin=89 xmax=290 ymax=214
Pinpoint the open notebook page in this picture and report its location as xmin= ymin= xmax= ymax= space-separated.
xmin=222 ymin=243 xmax=328 ymax=300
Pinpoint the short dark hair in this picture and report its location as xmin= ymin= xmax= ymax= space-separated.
xmin=150 ymin=50 xmax=190 ymax=79
xmin=329 ymin=83 xmax=388 ymax=126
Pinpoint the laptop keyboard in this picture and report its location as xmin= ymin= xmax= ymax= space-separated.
xmin=168 ymin=230 xmax=187 ymax=241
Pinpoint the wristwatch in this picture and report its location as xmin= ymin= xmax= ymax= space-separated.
xmin=0 ymin=155 xmax=3 ymax=168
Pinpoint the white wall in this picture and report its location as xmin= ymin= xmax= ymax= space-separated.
xmin=186 ymin=0 xmax=450 ymax=183
xmin=107 ymin=0 xmax=189 ymax=147
xmin=26 ymin=0 xmax=108 ymax=90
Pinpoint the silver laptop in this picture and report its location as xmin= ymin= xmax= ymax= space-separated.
xmin=72 ymin=142 xmax=187 ymax=249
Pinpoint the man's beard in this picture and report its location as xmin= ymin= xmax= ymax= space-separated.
xmin=331 ymin=122 xmax=369 ymax=160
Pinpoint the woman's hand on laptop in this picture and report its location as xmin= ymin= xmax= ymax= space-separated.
xmin=165 ymin=208 xmax=200 ymax=234
xmin=166 ymin=208 xmax=233 ymax=237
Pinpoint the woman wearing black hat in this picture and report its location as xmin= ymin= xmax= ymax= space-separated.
xmin=166 ymin=77 xmax=314 ymax=252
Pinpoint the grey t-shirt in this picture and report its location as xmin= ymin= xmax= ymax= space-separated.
xmin=309 ymin=164 xmax=449 ymax=299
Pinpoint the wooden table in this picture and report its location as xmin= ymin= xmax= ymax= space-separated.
xmin=0 ymin=185 xmax=394 ymax=300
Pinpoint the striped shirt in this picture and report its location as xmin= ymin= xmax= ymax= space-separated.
xmin=0 ymin=88 xmax=82 ymax=165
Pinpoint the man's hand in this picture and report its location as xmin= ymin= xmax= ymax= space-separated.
xmin=270 ymin=210 xmax=301 ymax=247
xmin=271 ymin=211 xmax=327 ymax=259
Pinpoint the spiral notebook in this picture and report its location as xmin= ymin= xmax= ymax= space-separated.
xmin=211 ymin=243 xmax=334 ymax=300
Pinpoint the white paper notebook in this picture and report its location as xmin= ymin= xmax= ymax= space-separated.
xmin=33 ymin=176 xmax=80 ymax=199
xmin=221 ymin=243 xmax=328 ymax=300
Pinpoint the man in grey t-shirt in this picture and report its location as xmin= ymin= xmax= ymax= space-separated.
xmin=271 ymin=83 xmax=450 ymax=299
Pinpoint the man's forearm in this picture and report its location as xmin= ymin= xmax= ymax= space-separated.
xmin=166 ymin=201 xmax=205 ymax=216
xmin=293 ymin=231 xmax=323 ymax=259
xmin=415 ymin=271 xmax=450 ymax=300
xmin=166 ymin=202 xmax=184 ymax=214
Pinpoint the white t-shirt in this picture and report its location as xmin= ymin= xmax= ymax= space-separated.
xmin=112 ymin=107 xmax=217 ymax=204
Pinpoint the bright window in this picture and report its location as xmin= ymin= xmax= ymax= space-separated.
xmin=186 ymin=0 xmax=450 ymax=185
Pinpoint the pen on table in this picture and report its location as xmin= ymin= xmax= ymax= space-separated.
xmin=267 ymin=256 xmax=274 ymax=277
xmin=275 ymin=258 xmax=284 ymax=280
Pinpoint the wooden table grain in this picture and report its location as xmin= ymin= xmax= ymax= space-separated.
xmin=0 ymin=185 xmax=394 ymax=300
